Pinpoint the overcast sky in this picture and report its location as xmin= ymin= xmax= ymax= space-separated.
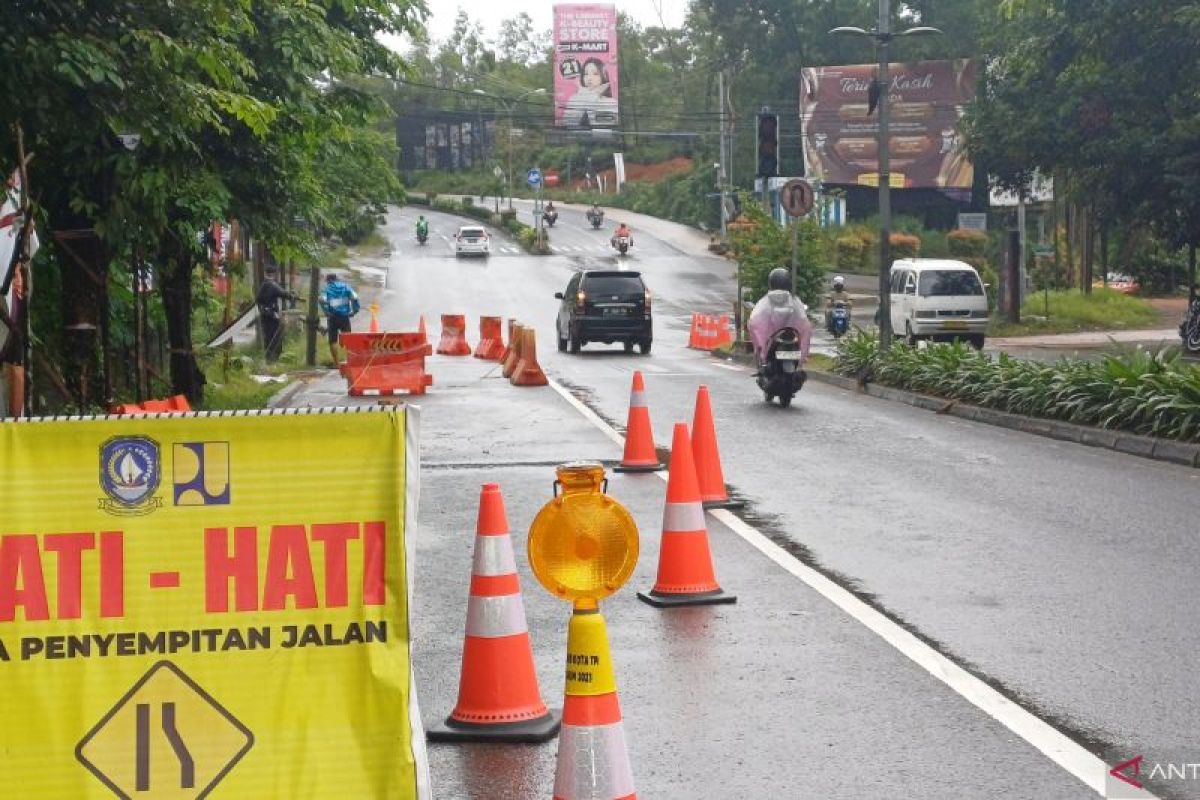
xmin=416 ymin=0 xmax=689 ymax=43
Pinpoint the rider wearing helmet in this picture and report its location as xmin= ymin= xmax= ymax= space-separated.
xmin=824 ymin=274 xmax=853 ymax=330
xmin=748 ymin=268 xmax=813 ymax=365
xmin=416 ymin=215 xmax=429 ymax=238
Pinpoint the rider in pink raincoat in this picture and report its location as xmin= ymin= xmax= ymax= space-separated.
xmin=748 ymin=268 xmax=813 ymax=366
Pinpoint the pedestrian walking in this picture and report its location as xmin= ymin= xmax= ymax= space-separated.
xmin=255 ymin=266 xmax=291 ymax=363
xmin=320 ymin=272 xmax=360 ymax=364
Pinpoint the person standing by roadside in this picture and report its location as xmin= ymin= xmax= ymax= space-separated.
xmin=255 ymin=266 xmax=291 ymax=363
xmin=320 ymin=272 xmax=359 ymax=364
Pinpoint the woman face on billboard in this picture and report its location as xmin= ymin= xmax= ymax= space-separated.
xmin=580 ymin=59 xmax=611 ymax=97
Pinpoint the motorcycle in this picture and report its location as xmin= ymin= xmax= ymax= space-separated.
xmin=542 ymin=209 xmax=558 ymax=228
xmin=416 ymin=227 xmax=428 ymax=245
xmin=1182 ymin=298 xmax=1200 ymax=354
xmin=757 ymin=327 xmax=807 ymax=408
xmin=586 ymin=210 xmax=604 ymax=229
xmin=613 ymin=234 xmax=631 ymax=256
xmin=827 ymin=301 xmax=850 ymax=338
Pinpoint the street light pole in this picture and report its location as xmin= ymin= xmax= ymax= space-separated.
xmin=474 ymin=88 xmax=546 ymax=211
xmin=831 ymin=3 xmax=940 ymax=352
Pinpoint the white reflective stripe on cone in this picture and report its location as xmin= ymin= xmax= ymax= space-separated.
xmin=662 ymin=501 xmax=706 ymax=533
xmin=553 ymin=722 xmax=635 ymax=799
xmin=472 ymin=534 xmax=517 ymax=577
xmin=628 ymin=390 xmax=648 ymax=409
xmin=465 ymin=593 xmax=529 ymax=638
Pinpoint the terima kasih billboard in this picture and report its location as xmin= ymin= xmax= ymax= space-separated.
xmin=800 ymin=59 xmax=977 ymax=190
xmin=554 ymin=4 xmax=619 ymax=129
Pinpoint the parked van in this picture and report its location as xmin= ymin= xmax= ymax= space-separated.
xmin=889 ymin=258 xmax=989 ymax=348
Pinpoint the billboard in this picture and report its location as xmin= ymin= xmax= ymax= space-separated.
xmin=800 ymin=59 xmax=977 ymax=189
xmin=0 ymin=408 xmax=430 ymax=798
xmin=554 ymin=4 xmax=619 ymax=129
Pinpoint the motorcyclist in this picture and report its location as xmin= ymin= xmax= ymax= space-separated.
xmin=612 ymin=222 xmax=632 ymax=248
xmin=824 ymin=274 xmax=853 ymax=330
xmin=587 ymin=203 xmax=604 ymax=223
xmin=748 ymin=268 xmax=813 ymax=366
xmin=416 ymin=215 xmax=429 ymax=239
xmin=544 ymin=201 xmax=557 ymax=217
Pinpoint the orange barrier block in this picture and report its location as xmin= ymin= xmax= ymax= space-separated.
xmin=687 ymin=313 xmax=704 ymax=349
xmin=691 ymin=384 xmax=742 ymax=509
xmin=637 ymin=422 xmax=736 ymax=607
xmin=712 ymin=314 xmax=734 ymax=349
xmin=474 ymin=316 xmax=506 ymax=361
xmin=437 ymin=314 xmax=472 ymax=356
xmin=501 ymin=323 xmax=526 ymax=379
xmin=497 ymin=318 xmax=518 ymax=365
xmin=614 ymin=371 xmax=661 ymax=472
xmin=427 ymin=484 xmax=560 ymax=743
xmin=111 ymin=395 xmax=193 ymax=415
xmin=418 ymin=315 xmax=428 ymax=343
xmin=340 ymin=331 xmax=434 ymax=396
xmin=511 ymin=328 xmax=548 ymax=387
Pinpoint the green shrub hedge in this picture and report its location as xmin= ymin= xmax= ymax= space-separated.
xmin=833 ymin=331 xmax=1200 ymax=442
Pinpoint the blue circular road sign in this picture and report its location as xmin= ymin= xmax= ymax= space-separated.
xmin=526 ymin=168 xmax=542 ymax=187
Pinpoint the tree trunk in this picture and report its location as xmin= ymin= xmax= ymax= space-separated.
xmin=159 ymin=242 xmax=205 ymax=403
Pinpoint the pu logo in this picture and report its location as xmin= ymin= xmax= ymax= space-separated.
xmin=173 ymin=442 xmax=231 ymax=506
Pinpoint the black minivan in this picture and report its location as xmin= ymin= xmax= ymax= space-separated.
xmin=555 ymin=270 xmax=652 ymax=354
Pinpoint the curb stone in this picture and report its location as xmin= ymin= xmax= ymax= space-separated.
xmin=720 ymin=352 xmax=1200 ymax=469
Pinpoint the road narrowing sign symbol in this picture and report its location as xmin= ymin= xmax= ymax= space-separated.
xmin=76 ymin=661 xmax=253 ymax=799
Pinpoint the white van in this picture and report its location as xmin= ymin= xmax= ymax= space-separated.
xmin=889 ymin=258 xmax=989 ymax=347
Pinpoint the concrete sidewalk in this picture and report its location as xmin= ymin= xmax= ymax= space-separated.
xmin=988 ymin=328 xmax=1180 ymax=349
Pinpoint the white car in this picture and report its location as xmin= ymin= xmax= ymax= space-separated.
xmin=889 ymin=258 xmax=989 ymax=348
xmin=454 ymin=225 xmax=491 ymax=257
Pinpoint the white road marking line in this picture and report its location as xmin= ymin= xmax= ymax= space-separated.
xmin=712 ymin=362 xmax=745 ymax=372
xmin=544 ymin=374 xmax=1123 ymax=799
xmin=639 ymin=363 xmax=667 ymax=373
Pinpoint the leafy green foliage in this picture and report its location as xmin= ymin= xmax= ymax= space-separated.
xmin=730 ymin=199 xmax=824 ymax=308
xmin=834 ymin=333 xmax=1200 ymax=442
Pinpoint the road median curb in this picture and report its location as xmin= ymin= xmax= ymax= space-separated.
xmin=763 ymin=360 xmax=1200 ymax=468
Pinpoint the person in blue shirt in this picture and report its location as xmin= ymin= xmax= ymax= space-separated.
xmin=319 ymin=272 xmax=360 ymax=363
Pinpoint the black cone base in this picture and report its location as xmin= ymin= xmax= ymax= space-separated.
xmin=637 ymin=588 xmax=737 ymax=608
xmin=614 ymin=462 xmax=663 ymax=473
xmin=426 ymin=709 xmax=561 ymax=743
xmin=702 ymin=498 xmax=745 ymax=510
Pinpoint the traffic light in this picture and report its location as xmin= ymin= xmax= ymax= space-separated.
xmin=756 ymin=113 xmax=779 ymax=178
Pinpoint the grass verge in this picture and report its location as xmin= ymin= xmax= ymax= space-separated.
xmin=989 ymin=288 xmax=1160 ymax=336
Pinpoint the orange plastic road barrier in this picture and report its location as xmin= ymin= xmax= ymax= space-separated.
xmin=501 ymin=323 xmax=526 ymax=379
xmin=427 ymin=483 xmax=560 ymax=743
xmin=474 ymin=316 xmax=506 ymax=361
xmin=637 ymin=422 xmax=736 ymax=607
xmin=340 ymin=332 xmax=434 ymax=396
xmin=691 ymin=384 xmax=742 ymax=509
xmin=418 ymin=315 xmax=428 ymax=343
xmin=497 ymin=318 xmax=518 ymax=365
xmin=437 ymin=314 xmax=472 ymax=356
xmin=111 ymin=395 xmax=193 ymax=415
xmin=511 ymin=327 xmax=548 ymax=387
xmin=551 ymin=610 xmax=636 ymax=800
xmin=614 ymin=371 xmax=661 ymax=473
xmin=711 ymin=314 xmax=734 ymax=349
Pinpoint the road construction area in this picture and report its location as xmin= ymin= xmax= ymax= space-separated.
xmin=279 ymin=204 xmax=1199 ymax=799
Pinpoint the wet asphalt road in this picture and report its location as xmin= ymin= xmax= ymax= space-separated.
xmin=289 ymin=206 xmax=1200 ymax=799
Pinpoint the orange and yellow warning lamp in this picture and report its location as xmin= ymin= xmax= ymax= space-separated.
xmin=529 ymin=462 xmax=640 ymax=799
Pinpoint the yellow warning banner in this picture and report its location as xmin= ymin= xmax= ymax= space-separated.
xmin=0 ymin=407 xmax=428 ymax=798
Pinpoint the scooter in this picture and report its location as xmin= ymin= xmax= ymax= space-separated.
xmin=613 ymin=234 xmax=631 ymax=256
xmin=416 ymin=227 xmax=428 ymax=245
xmin=543 ymin=209 xmax=558 ymax=228
xmin=1182 ymin=298 xmax=1200 ymax=354
xmin=586 ymin=210 xmax=604 ymax=229
xmin=828 ymin=301 xmax=850 ymax=339
xmin=757 ymin=327 xmax=807 ymax=408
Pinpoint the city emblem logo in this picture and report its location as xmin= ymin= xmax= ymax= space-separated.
xmin=99 ymin=436 xmax=163 ymax=516
xmin=173 ymin=442 xmax=232 ymax=506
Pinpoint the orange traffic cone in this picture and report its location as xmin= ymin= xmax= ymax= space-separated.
xmin=511 ymin=328 xmax=548 ymax=386
xmin=437 ymin=314 xmax=472 ymax=355
xmin=368 ymin=302 xmax=380 ymax=333
xmin=552 ymin=609 xmax=636 ymax=800
xmin=691 ymin=385 xmax=743 ymax=509
xmin=638 ymin=422 xmax=736 ymax=607
xmin=428 ymin=483 xmax=560 ymax=743
xmin=502 ymin=322 xmax=525 ymax=378
xmin=614 ymin=371 xmax=661 ymax=473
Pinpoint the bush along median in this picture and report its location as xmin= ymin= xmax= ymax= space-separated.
xmin=834 ymin=331 xmax=1200 ymax=443
xmin=419 ymin=197 xmax=551 ymax=255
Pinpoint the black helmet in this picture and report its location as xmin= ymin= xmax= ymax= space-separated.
xmin=768 ymin=268 xmax=791 ymax=292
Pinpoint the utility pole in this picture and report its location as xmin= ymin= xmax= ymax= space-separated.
xmin=305 ymin=266 xmax=319 ymax=367
xmin=718 ymin=70 xmax=728 ymax=240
